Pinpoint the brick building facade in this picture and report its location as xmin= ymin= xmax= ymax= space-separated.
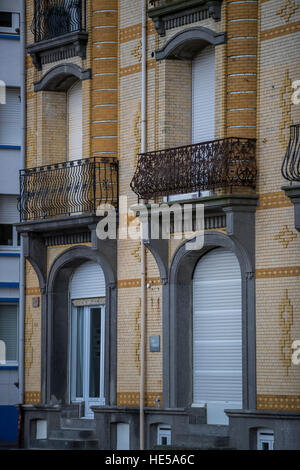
xmin=16 ymin=0 xmax=300 ymax=449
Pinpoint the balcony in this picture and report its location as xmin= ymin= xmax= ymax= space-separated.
xmin=130 ymin=137 xmax=256 ymax=201
xmin=28 ymin=0 xmax=88 ymax=70
xmin=281 ymin=124 xmax=300 ymax=183
xmin=19 ymin=157 xmax=118 ymax=223
xmin=281 ymin=124 xmax=300 ymax=231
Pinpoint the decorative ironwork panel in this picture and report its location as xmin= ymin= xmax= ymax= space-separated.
xmin=19 ymin=157 xmax=118 ymax=222
xmin=32 ymin=0 xmax=86 ymax=42
xmin=130 ymin=137 xmax=256 ymax=200
xmin=281 ymin=124 xmax=300 ymax=183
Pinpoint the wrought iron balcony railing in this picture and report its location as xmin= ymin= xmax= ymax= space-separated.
xmin=281 ymin=124 xmax=300 ymax=183
xmin=130 ymin=137 xmax=256 ymax=200
xmin=31 ymin=0 xmax=86 ymax=43
xmin=19 ymin=157 xmax=118 ymax=222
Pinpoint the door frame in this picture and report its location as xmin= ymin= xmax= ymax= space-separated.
xmin=69 ymin=303 xmax=105 ymax=417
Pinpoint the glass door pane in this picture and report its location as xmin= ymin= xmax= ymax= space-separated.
xmin=75 ymin=307 xmax=84 ymax=398
xmin=89 ymin=308 xmax=101 ymax=398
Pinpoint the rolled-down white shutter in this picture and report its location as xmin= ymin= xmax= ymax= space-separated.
xmin=70 ymin=261 xmax=106 ymax=299
xmin=193 ymin=248 xmax=242 ymax=424
xmin=0 ymin=87 xmax=21 ymax=146
xmin=67 ymin=81 xmax=82 ymax=161
xmin=0 ymin=195 xmax=19 ymax=224
xmin=192 ymin=45 xmax=215 ymax=144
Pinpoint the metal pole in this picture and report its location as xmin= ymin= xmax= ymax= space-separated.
xmin=18 ymin=0 xmax=26 ymax=407
xmin=139 ymin=0 xmax=147 ymax=451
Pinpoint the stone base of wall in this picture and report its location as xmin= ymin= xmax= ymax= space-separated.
xmin=226 ymin=409 xmax=300 ymax=450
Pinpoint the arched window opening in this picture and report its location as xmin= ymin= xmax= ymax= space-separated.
xmin=193 ymin=248 xmax=242 ymax=424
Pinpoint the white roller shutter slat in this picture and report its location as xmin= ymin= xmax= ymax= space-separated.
xmin=192 ymin=45 xmax=215 ymax=144
xmin=0 ymin=195 xmax=19 ymax=224
xmin=68 ymin=81 xmax=82 ymax=161
xmin=0 ymin=87 xmax=21 ymax=146
xmin=70 ymin=261 xmax=106 ymax=299
xmin=193 ymin=248 xmax=242 ymax=424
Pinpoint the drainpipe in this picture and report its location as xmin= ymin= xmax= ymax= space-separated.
xmin=18 ymin=0 xmax=26 ymax=407
xmin=139 ymin=0 xmax=147 ymax=451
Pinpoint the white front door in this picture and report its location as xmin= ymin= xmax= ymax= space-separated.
xmin=71 ymin=305 xmax=105 ymax=418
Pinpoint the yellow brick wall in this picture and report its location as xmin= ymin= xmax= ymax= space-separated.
xmin=23 ymin=0 xmax=300 ymax=411
xmin=255 ymin=0 xmax=300 ymax=410
xmin=24 ymin=261 xmax=41 ymax=403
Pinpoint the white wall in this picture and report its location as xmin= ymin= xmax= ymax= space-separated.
xmin=0 ymin=370 xmax=18 ymax=405
xmin=0 ymin=257 xmax=20 ymax=283
xmin=0 ymin=149 xmax=20 ymax=194
xmin=0 ymin=39 xmax=21 ymax=87
xmin=0 ymin=0 xmax=20 ymax=12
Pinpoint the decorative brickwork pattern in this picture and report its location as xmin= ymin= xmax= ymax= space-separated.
xmin=274 ymin=225 xmax=297 ymax=248
xmin=279 ymin=289 xmax=294 ymax=375
xmin=24 ymin=391 xmax=41 ymax=405
xmin=257 ymin=394 xmax=300 ymax=411
xmin=279 ymin=69 xmax=293 ymax=149
xmin=276 ymin=0 xmax=299 ymax=23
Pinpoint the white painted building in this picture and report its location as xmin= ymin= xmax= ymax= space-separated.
xmin=0 ymin=0 xmax=23 ymax=443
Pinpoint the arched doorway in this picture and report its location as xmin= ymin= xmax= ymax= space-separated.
xmin=192 ymin=248 xmax=242 ymax=424
xmin=69 ymin=261 xmax=106 ymax=417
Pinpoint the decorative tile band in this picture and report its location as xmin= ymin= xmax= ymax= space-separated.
xmin=25 ymin=288 xmax=41 ymax=295
xmin=120 ymin=21 xmax=155 ymax=43
xmin=256 ymin=266 xmax=300 ymax=278
xmin=257 ymin=394 xmax=300 ymax=411
xmin=120 ymin=59 xmax=156 ymax=77
xmin=257 ymin=191 xmax=292 ymax=210
xmin=117 ymin=392 xmax=163 ymax=407
xmin=24 ymin=391 xmax=41 ymax=405
xmin=118 ymin=277 xmax=162 ymax=288
xmin=261 ymin=21 xmax=300 ymax=41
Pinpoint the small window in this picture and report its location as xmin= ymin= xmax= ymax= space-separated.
xmin=0 ymin=88 xmax=21 ymax=146
xmin=0 ymin=195 xmax=20 ymax=246
xmin=0 ymin=224 xmax=13 ymax=245
xmin=0 ymin=12 xmax=19 ymax=34
xmin=116 ymin=423 xmax=130 ymax=450
xmin=157 ymin=425 xmax=171 ymax=446
xmin=0 ymin=304 xmax=18 ymax=363
xmin=0 ymin=12 xmax=12 ymax=28
xmin=257 ymin=429 xmax=274 ymax=450
xmin=36 ymin=420 xmax=47 ymax=440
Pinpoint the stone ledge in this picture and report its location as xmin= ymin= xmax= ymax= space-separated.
xmin=27 ymin=31 xmax=88 ymax=70
xmin=282 ymin=184 xmax=300 ymax=231
xmin=15 ymin=213 xmax=101 ymax=235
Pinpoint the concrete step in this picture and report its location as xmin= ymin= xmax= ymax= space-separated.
xmin=49 ymin=428 xmax=96 ymax=440
xmin=60 ymin=404 xmax=81 ymax=419
xmin=191 ymin=424 xmax=229 ymax=436
xmin=30 ymin=438 xmax=99 ymax=450
xmin=175 ymin=433 xmax=231 ymax=450
xmin=60 ymin=417 xmax=96 ymax=430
